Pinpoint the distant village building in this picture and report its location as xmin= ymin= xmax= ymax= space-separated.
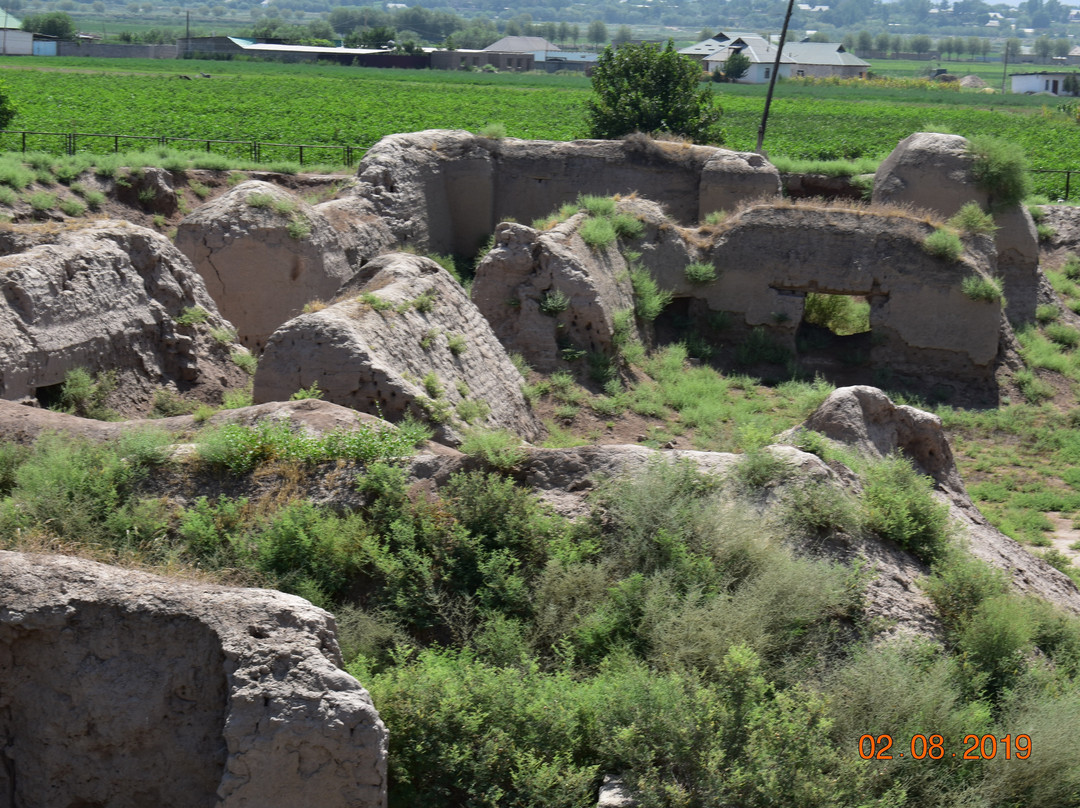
xmin=684 ymin=32 xmax=868 ymax=83
xmin=0 ymin=9 xmax=34 ymax=56
xmin=1011 ymin=71 xmax=1080 ymax=95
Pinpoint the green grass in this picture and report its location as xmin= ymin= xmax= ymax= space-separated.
xmin=0 ymin=58 xmax=1078 ymax=197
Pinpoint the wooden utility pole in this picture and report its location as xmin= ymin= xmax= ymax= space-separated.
xmin=756 ymin=0 xmax=796 ymax=154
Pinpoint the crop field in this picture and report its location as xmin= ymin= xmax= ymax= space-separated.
xmin=2 ymin=57 xmax=1080 ymax=196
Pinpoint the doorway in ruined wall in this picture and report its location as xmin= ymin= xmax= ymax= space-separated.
xmin=795 ymin=292 xmax=876 ymax=386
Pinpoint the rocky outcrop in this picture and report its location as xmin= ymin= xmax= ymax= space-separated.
xmin=175 ymin=181 xmax=352 ymax=352
xmin=314 ymin=195 xmax=395 ymax=270
xmin=0 ymin=397 xmax=396 ymax=446
xmin=787 ymin=386 xmax=1080 ymax=614
xmin=872 ymin=131 xmax=1040 ymax=324
xmin=701 ymin=202 xmax=1004 ymax=401
xmin=0 ymin=550 xmax=387 ymax=808
xmin=253 ymin=252 xmax=541 ymax=443
xmin=872 ymin=132 xmax=988 ymax=214
xmin=471 ymin=198 xmax=694 ymax=372
xmin=795 ymin=384 xmax=962 ymax=490
xmin=0 ymin=221 xmax=247 ymax=414
xmin=114 ymin=166 xmax=178 ymax=216
xmin=355 ymin=129 xmax=781 ymax=254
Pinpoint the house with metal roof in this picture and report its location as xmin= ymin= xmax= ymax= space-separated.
xmin=686 ymin=33 xmax=868 ymax=83
xmin=699 ymin=35 xmax=795 ymax=83
xmin=784 ymin=41 xmax=869 ymax=79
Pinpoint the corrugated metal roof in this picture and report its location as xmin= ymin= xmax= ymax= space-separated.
xmin=785 ymin=41 xmax=869 ymax=66
xmin=483 ymin=36 xmax=559 ymax=53
xmin=0 ymin=8 xmax=21 ymax=28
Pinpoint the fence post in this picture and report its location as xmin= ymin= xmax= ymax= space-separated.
xmin=1067 ymin=170 xmax=1072 ymax=202
xmin=20 ymin=131 xmax=25 ymax=153
xmin=67 ymin=133 xmax=74 ymax=156
xmin=299 ymin=145 xmax=304 ymax=165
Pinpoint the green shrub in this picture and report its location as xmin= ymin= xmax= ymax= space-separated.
xmin=0 ymin=433 xmax=163 ymax=551
xmin=83 ymin=189 xmax=106 ymax=210
xmin=1013 ymin=368 xmax=1054 ymax=403
xmin=27 ymin=191 xmax=56 ymax=212
xmin=422 ymin=372 xmax=444 ymax=399
xmin=189 ymin=180 xmax=211 ymax=199
xmin=1046 ymin=322 xmax=1080 ymax=348
xmin=684 ymin=261 xmax=718 ymax=284
xmin=360 ymin=292 xmax=394 ymax=312
xmin=246 ymin=191 xmax=273 ymax=209
xmin=803 ymin=292 xmax=870 ymax=335
xmin=56 ymin=367 xmax=118 ymax=420
xmin=446 ymin=333 xmax=467 ymax=356
xmin=286 ymin=214 xmax=312 ymax=240
xmin=272 ymin=197 xmax=296 ymax=216
xmin=1035 ymin=303 xmax=1060 ymax=324
xmin=947 ymin=202 xmax=996 ymax=236
xmin=961 ymin=274 xmax=1004 ymax=303
xmin=578 ymin=194 xmax=616 ymax=217
xmin=967 ymin=135 xmax=1032 ymax=209
xmin=59 ymin=197 xmax=85 ymax=217
xmin=861 ymin=454 xmax=950 ymax=563
xmin=150 ymin=387 xmax=198 ymax=418
xmin=476 ymin=121 xmax=507 ymax=139
xmin=629 ymin=267 xmax=672 ymax=321
xmin=176 ymin=306 xmax=210 ymax=326
xmin=456 ymin=398 xmax=490 ymax=424
xmin=1037 ymin=223 xmax=1057 ymax=241
xmin=196 ymin=419 xmax=427 ymax=473
xmin=222 ymin=389 xmax=253 ymax=409
xmin=290 ymin=382 xmax=324 ymax=400
xmin=539 ymin=289 xmax=570 ymax=315
xmin=736 ymin=327 xmax=790 ymax=366
xmin=781 ymin=480 xmax=862 ymax=537
xmin=611 ymin=212 xmax=644 ymax=239
xmin=922 ymin=549 xmax=1009 ymax=629
xmin=734 ymin=448 xmax=789 ymax=489
xmin=579 ymin=216 xmax=617 ymax=249
xmin=459 ymin=428 xmax=526 ymax=470
xmin=210 ymin=326 xmax=238 ymax=345
xmin=923 ymin=228 xmax=963 ymax=261
xmin=231 ymin=350 xmax=257 ymax=375
xmin=1063 ymin=254 xmax=1080 ymax=280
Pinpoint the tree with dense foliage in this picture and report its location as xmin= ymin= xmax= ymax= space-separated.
xmin=0 ymin=79 xmax=15 ymax=132
xmin=909 ymin=34 xmax=932 ymax=54
xmin=586 ymin=40 xmax=723 ymax=143
xmin=21 ymin=11 xmax=75 ymax=39
xmin=587 ymin=19 xmax=607 ymax=46
xmin=612 ymin=24 xmax=633 ymax=46
xmin=723 ymin=50 xmax=751 ymax=81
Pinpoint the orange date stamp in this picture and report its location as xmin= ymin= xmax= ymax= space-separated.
xmin=859 ymin=734 xmax=1032 ymax=761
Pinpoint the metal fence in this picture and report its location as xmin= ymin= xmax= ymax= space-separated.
xmin=0 ymin=130 xmax=1077 ymax=199
xmin=1032 ymin=169 xmax=1079 ymax=202
xmin=0 ymin=129 xmax=368 ymax=166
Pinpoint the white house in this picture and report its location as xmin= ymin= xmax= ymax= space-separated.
xmin=698 ymin=34 xmax=795 ymax=82
xmin=0 ymin=9 xmax=32 ymax=56
xmin=689 ymin=33 xmax=868 ymax=83
xmin=1011 ymin=71 xmax=1080 ymax=95
xmin=784 ymin=41 xmax=869 ymax=79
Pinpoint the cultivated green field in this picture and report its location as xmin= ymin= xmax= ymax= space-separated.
xmin=1 ymin=57 xmax=1079 ymax=195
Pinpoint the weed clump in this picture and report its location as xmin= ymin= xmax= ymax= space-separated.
xmin=923 ymin=228 xmax=963 ymax=261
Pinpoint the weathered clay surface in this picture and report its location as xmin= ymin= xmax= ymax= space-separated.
xmin=314 ymin=195 xmax=395 ymax=270
xmin=872 ymin=132 xmax=986 ymax=214
xmin=872 ymin=131 xmax=1040 ymax=324
xmin=0 ymin=550 xmax=387 ymax=808
xmin=787 ymin=386 xmax=1080 ymax=614
xmin=0 ymin=397 xmax=395 ymax=445
xmin=114 ymin=166 xmax=178 ymax=216
xmin=175 ymin=181 xmax=352 ymax=351
xmin=472 ymin=198 xmax=699 ymax=372
xmin=796 ymin=384 xmax=962 ymax=489
xmin=700 ymin=202 xmax=1004 ymax=400
xmin=0 ymin=220 xmax=247 ymax=414
xmin=253 ymin=252 xmax=541 ymax=442
xmin=355 ymin=129 xmax=781 ymax=254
